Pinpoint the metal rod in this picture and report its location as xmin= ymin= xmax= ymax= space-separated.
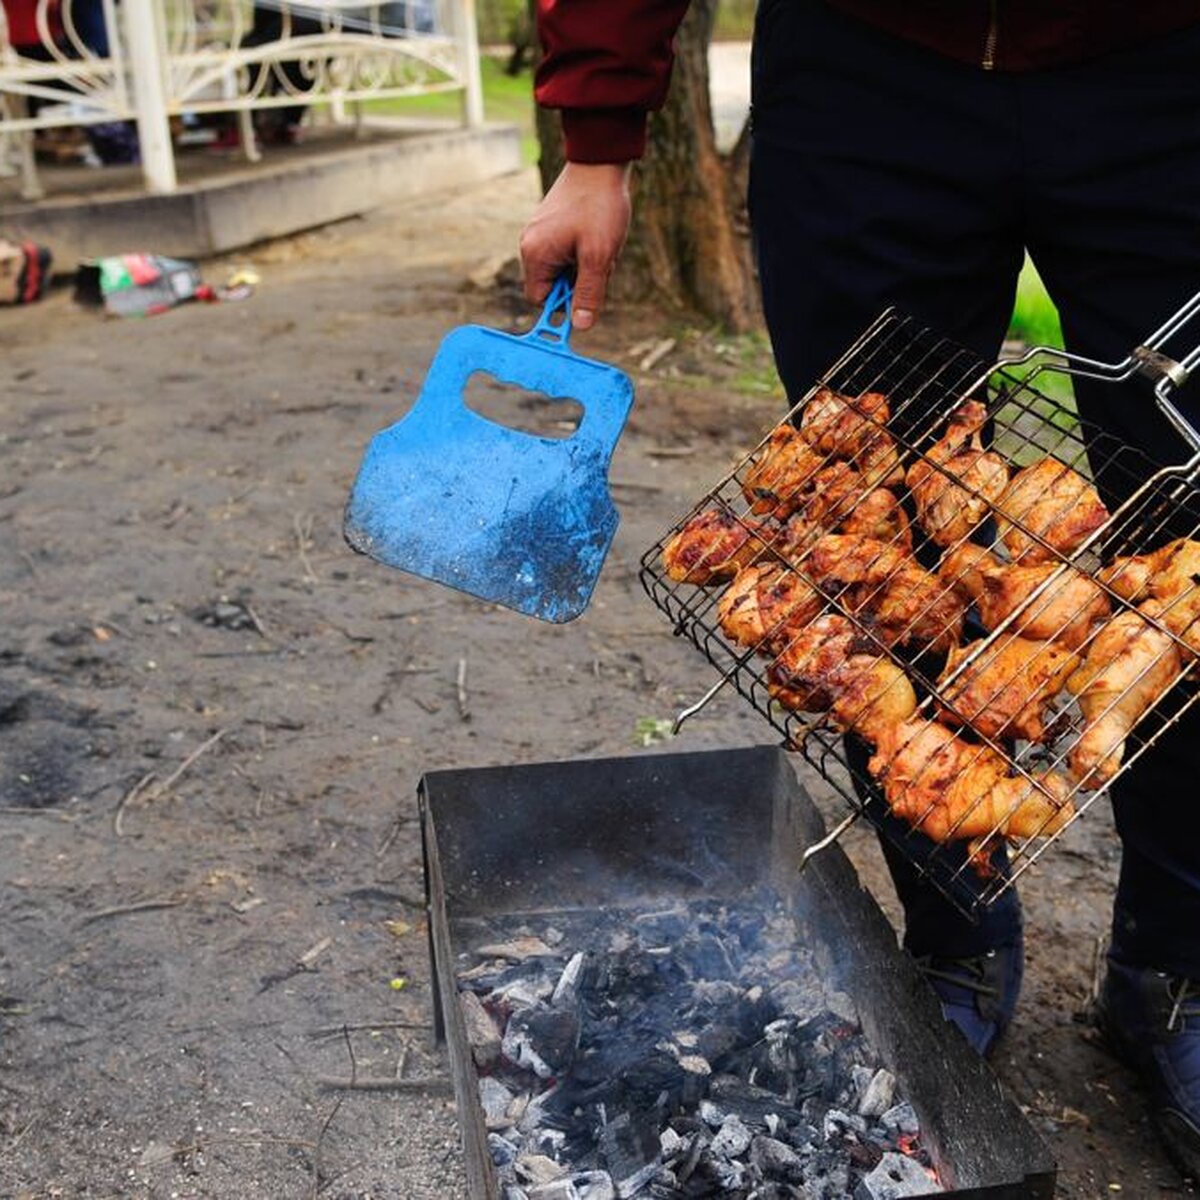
xmin=798 ymin=810 xmax=860 ymax=874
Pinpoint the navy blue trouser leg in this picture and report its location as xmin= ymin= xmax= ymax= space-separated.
xmin=748 ymin=0 xmax=1200 ymax=970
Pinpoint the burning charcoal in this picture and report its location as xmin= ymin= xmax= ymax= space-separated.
xmin=826 ymin=989 xmax=859 ymax=1025
xmin=710 ymin=1113 xmax=752 ymax=1159
xmin=599 ymin=1111 xmax=661 ymax=1198
xmin=571 ymin=1170 xmax=616 ymax=1200
xmin=503 ymin=1005 xmax=581 ymax=1079
xmin=479 ymin=1077 xmax=517 ymax=1128
xmin=494 ymin=974 xmax=559 ymax=1010
xmin=490 ymin=1132 xmax=521 ymax=1167
xmin=708 ymin=1074 xmax=806 ymax=1129
xmin=691 ymin=979 xmax=740 ymax=1008
xmin=856 ymin=1068 xmax=896 ymax=1120
xmin=526 ymin=1182 xmax=577 ymax=1200
xmin=709 ymin=1158 xmax=749 ymax=1192
xmin=880 ymin=1102 xmax=919 ymax=1138
xmin=769 ymin=976 xmax=829 ymax=1022
xmin=659 ymin=1127 xmax=685 ymax=1158
xmin=855 ymin=1150 xmax=940 ymax=1198
xmin=748 ymin=1134 xmax=804 ymax=1183
xmin=552 ymin=952 xmax=588 ymax=1007
xmin=477 ymin=936 xmax=563 ymax=961
xmin=823 ymin=1107 xmax=869 ymax=1141
xmin=516 ymin=1153 xmax=568 ymax=1187
xmin=679 ymin=930 xmax=736 ymax=978
xmin=460 ymin=990 xmax=502 ymax=1068
xmin=632 ymin=907 xmax=691 ymax=944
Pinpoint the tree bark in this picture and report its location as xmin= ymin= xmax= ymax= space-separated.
xmin=534 ymin=0 xmax=757 ymax=332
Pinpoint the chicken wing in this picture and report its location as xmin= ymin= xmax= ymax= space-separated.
xmin=995 ymin=458 xmax=1110 ymax=564
xmin=662 ymin=508 xmax=775 ymax=584
xmin=827 ymin=655 xmax=919 ymax=745
xmin=939 ymin=544 xmax=1110 ymax=650
xmin=767 ymin=615 xmax=918 ymax=740
xmin=799 ymin=387 xmax=905 ymax=487
xmin=799 ymin=534 xmax=962 ymax=653
xmin=905 ymin=401 xmax=1010 ymax=547
xmin=867 ymin=562 xmax=965 ymax=655
xmin=936 ymin=634 xmax=1079 ymax=743
xmin=717 ymin=563 xmax=824 ymax=651
xmin=1066 ymin=603 xmax=1184 ymax=788
xmin=767 ymin=614 xmax=861 ymax=711
xmin=869 ymin=718 xmax=1074 ymax=844
xmin=1099 ymin=538 xmax=1200 ymax=657
xmin=741 ymin=424 xmax=826 ymax=519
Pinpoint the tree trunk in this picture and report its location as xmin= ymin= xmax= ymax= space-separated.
xmin=534 ymin=0 xmax=757 ymax=332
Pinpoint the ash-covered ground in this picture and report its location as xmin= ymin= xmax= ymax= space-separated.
xmin=0 ymin=169 xmax=1193 ymax=1197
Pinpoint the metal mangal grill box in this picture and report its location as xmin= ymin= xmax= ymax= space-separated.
xmin=420 ymin=746 xmax=1056 ymax=1199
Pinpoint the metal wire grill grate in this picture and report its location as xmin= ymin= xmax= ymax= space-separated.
xmin=639 ymin=306 xmax=1200 ymax=919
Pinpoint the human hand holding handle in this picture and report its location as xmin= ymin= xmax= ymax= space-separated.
xmin=519 ymin=162 xmax=633 ymax=331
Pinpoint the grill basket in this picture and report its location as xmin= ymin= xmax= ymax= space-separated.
xmin=639 ymin=295 xmax=1200 ymax=918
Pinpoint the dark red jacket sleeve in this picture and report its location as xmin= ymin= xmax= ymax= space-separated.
xmin=535 ymin=0 xmax=692 ymax=163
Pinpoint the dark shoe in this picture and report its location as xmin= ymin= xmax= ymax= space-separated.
xmin=916 ymin=935 xmax=1024 ymax=1057
xmin=1096 ymin=960 xmax=1200 ymax=1181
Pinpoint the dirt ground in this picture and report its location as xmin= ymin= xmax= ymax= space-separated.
xmin=0 ymin=169 xmax=1195 ymax=1199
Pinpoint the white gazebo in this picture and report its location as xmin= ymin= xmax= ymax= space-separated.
xmin=0 ymin=0 xmax=484 ymax=199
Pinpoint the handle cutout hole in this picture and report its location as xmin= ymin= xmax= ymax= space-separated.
xmin=463 ymin=371 xmax=582 ymax=439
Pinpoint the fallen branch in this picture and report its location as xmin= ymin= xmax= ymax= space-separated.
xmin=113 ymin=771 xmax=157 ymax=837
xmin=455 ymin=657 xmax=470 ymax=722
xmin=315 ymin=1075 xmax=452 ymax=1094
xmin=81 ymin=897 xmax=186 ymax=925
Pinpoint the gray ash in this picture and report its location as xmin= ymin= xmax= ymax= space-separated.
xmin=454 ymin=893 xmax=943 ymax=1199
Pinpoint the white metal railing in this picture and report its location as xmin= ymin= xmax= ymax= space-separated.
xmin=0 ymin=0 xmax=482 ymax=197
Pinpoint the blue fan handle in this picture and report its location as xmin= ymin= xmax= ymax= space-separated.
xmin=525 ymin=276 xmax=574 ymax=347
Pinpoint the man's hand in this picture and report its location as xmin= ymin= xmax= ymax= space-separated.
xmin=519 ymin=162 xmax=633 ymax=331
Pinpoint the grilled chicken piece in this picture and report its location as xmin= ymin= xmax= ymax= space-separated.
xmin=937 ymin=634 xmax=1079 ymax=743
xmin=1067 ymin=603 xmax=1184 ymax=788
xmin=839 ymin=486 xmax=913 ymax=550
xmin=827 ymin=655 xmax=918 ymax=745
xmin=868 ymin=562 xmax=965 ymax=655
xmin=939 ymin=544 xmax=1110 ymax=650
xmin=767 ymin=614 xmax=860 ymax=711
xmin=869 ymin=718 xmax=1074 ymax=844
xmin=662 ymin=508 xmax=775 ymax=584
xmin=767 ymin=615 xmax=918 ymax=740
xmin=799 ymin=387 xmax=905 ymax=487
xmin=1099 ymin=538 xmax=1200 ymax=656
xmin=905 ymin=401 xmax=1010 ymax=547
xmin=717 ymin=563 xmax=824 ymax=651
xmin=804 ymin=534 xmax=912 ymax=589
xmin=995 ymin=458 xmax=1110 ymax=564
xmin=799 ymin=534 xmax=962 ymax=653
xmin=741 ymin=424 xmax=826 ymax=519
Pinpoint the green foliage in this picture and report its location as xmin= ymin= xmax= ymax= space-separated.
xmin=1008 ymin=257 xmax=1065 ymax=350
xmin=364 ymin=54 xmax=537 ymax=165
xmin=714 ymin=0 xmax=757 ymax=41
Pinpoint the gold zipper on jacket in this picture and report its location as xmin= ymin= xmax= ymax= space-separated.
xmin=982 ymin=0 xmax=998 ymax=69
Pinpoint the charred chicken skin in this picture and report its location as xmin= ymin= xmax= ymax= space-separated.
xmin=868 ymin=718 xmax=1074 ymax=844
xmin=767 ymin=614 xmax=862 ymax=712
xmin=740 ymin=425 xmax=826 ymax=520
xmin=717 ymin=563 xmax=824 ymax=652
xmin=799 ymin=387 xmax=905 ymax=487
xmin=939 ymin=544 xmax=1111 ymax=651
xmin=662 ymin=508 xmax=775 ymax=585
xmin=799 ymin=534 xmax=963 ymax=654
xmin=936 ymin=634 xmax=1080 ymax=744
xmin=995 ymin=457 xmax=1110 ymax=564
xmin=905 ymin=400 xmax=1010 ymax=547
xmin=767 ymin=614 xmax=918 ymax=739
xmin=1066 ymin=602 xmax=1183 ymax=788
